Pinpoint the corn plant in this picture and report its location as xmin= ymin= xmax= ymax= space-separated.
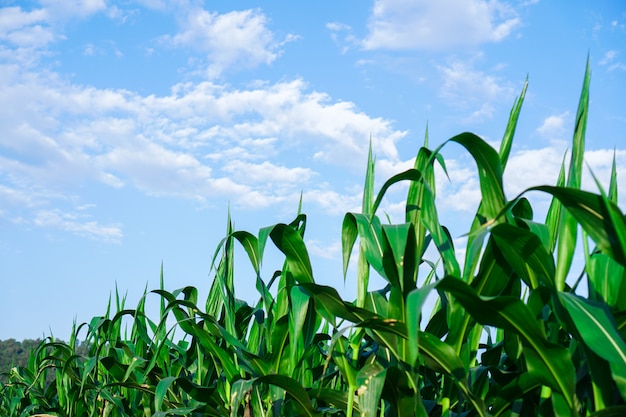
xmin=2 ymin=59 xmax=626 ymax=416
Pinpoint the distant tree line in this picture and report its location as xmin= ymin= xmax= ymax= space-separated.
xmin=0 ymin=338 xmax=90 ymax=384
xmin=0 ymin=339 xmax=44 ymax=382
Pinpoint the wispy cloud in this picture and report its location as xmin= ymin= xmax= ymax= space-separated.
xmin=163 ymin=7 xmax=298 ymax=78
xmin=599 ymin=50 xmax=626 ymax=71
xmin=34 ymin=209 xmax=123 ymax=242
xmin=536 ymin=111 xmax=570 ymax=144
xmin=362 ymin=0 xmax=520 ymax=51
xmin=435 ymin=57 xmax=514 ymax=121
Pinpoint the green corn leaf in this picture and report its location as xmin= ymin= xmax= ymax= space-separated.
xmin=609 ymin=151 xmax=618 ymax=203
xmin=445 ymin=132 xmax=506 ymax=222
xmin=343 ymin=213 xmax=387 ymax=280
xmin=231 ymin=230 xmax=261 ymax=275
xmin=175 ymin=378 xmax=215 ymax=402
xmin=356 ymin=363 xmax=387 ymax=417
xmin=554 ymin=57 xmax=590 ymax=290
xmin=270 ymin=222 xmax=314 ymax=284
xmin=437 ymin=276 xmax=577 ymax=409
xmin=371 ymin=168 xmax=424 ymax=219
xmin=437 ymin=132 xmax=505 ymax=280
xmin=545 ymin=153 xmax=567 ymax=252
xmin=418 ymin=176 xmax=460 ymax=278
xmin=355 ymin=141 xmax=376 ymax=307
xmin=288 ymin=286 xmax=310 ymax=375
xmin=230 ymin=378 xmax=255 ymax=417
xmin=369 ymin=163 xmax=461 ymax=277
xmin=256 ymin=374 xmax=322 ymax=417
xmin=589 ymin=406 xmax=626 ymax=417
xmin=559 ymin=293 xmax=626 ymax=396
xmin=406 ymin=144 xmax=436 ymax=263
xmin=154 ymin=376 xmax=177 ymax=412
xmin=587 ymin=252 xmax=625 ymax=307
xmin=98 ymin=387 xmax=126 ymax=414
xmin=491 ymin=372 xmax=541 ymax=416
xmin=568 ymin=55 xmax=590 ymax=191
xmin=419 ymin=331 xmax=488 ymax=416
xmin=382 ymin=223 xmax=413 ymax=292
xmin=406 ymin=284 xmax=436 ymax=368
xmin=310 ymin=388 xmax=358 ymax=415
xmin=528 ymin=186 xmax=626 ymax=267
xmin=299 ymin=282 xmax=404 ymax=359
xmin=458 ymin=81 xmax=526 ymax=282
xmin=491 ymin=223 xmax=556 ymax=289
xmin=152 ymin=406 xmax=202 ymax=416
xmin=161 ymin=302 xmax=241 ymax=381
xmin=342 ymin=212 xmax=359 ymax=279
xmin=470 ymin=237 xmax=514 ymax=297
xmin=500 ymin=77 xmax=528 ymax=171
xmin=363 ymin=139 xmax=376 ymax=216
xmin=559 ymin=293 xmax=626 ymax=401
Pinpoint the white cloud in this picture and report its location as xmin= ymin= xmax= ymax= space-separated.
xmin=435 ymin=58 xmax=514 ymax=120
xmin=34 ymin=209 xmax=123 ymax=242
xmin=537 ymin=111 xmax=570 ymax=142
xmin=608 ymin=63 xmax=626 ymax=72
xmin=0 ymin=1 xmax=112 ymax=68
xmin=504 ymin=147 xmax=564 ymax=195
xmin=96 ymin=136 xmax=218 ymax=199
xmin=223 ymin=160 xmax=316 ymax=184
xmin=39 ymin=0 xmax=106 ymax=20
xmin=165 ymin=8 xmax=297 ymax=78
xmin=0 ymin=6 xmax=55 ymax=47
xmin=463 ymin=103 xmax=496 ymax=124
xmin=362 ymin=0 xmax=520 ymax=50
xmin=600 ymin=50 xmax=618 ymax=65
xmin=438 ymin=59 xmax=511 ymax=101
xmin=599 ymin=50 xmax=626 ymax=71
xmin=326 ymin=22 xmax=359 ymax=53
xmin=303 ymin=189 xmax=362 ymax=215
xmin=0 ymin=64 xmax=406 ymax=235
xmin=436 ymin=158 xmax=482 ymax=213
xmin=306 ymin=239 xmax=342 ymax=260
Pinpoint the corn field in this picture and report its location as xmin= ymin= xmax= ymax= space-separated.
xmin=2 ymin=61 xmax=625 ymax=417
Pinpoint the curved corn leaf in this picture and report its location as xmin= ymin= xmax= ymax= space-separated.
xmin=256 ymin=374 xmax=321 ymax=417
xmin=418 ymin=331 xmax=488 ymax=416
xmin=491 ymin=372 xmax=541 ymax=416
xmin=437 ymin=276 xmax=577 ymax=410
xmin=232 ymin=230 xmax=261 ymax=275
xmin=528 ymin=186 xmax=626 ymax=267
xmin=491 ymin=223 xmax=555 ymax=289
xmin=343 ymin=213 xmax=387 ymax=280
xmin=559 ymin=293 xmax=626 ymax=400
xmin=371 ymin=168 xmax=424 ymax=219
xmin=445 ymin=132 xmax=506 ymax=222
xmin=270 ymin=222 xmax=314 ymax=284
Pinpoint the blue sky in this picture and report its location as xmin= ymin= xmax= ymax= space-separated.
xmin=1 ymin=0 xmax=625 ymax=341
